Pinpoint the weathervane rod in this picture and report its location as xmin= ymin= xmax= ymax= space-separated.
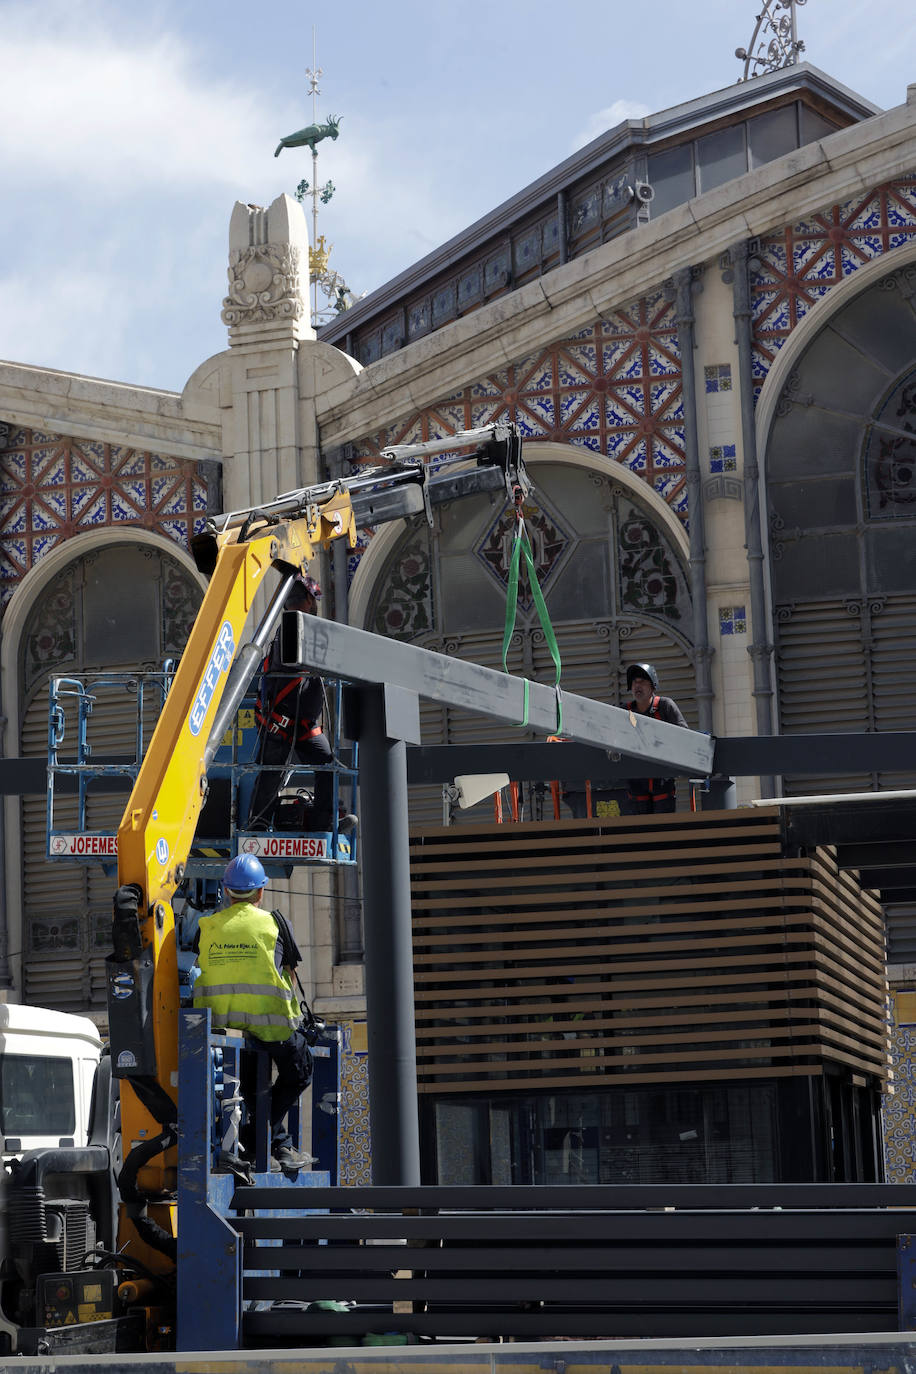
xmin=735 ymin=0 xmax=807 ymax=82
xmin=307 ymin=28 xmax=322 ymax=326
xmin=274 ymin=62 xmax=347 ymax=325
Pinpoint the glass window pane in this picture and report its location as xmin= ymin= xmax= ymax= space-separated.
xmin=0 ymin=1054 xmax=75 ymax=1135
xmin=434 ymin=1100 xmax=483 ymax=1183
xmin=425 ymin=1085 xmax=779 ymax=1183
xmin=696 ymin=124 xmax=747 ymax=193
xmin=748 ymin=105 xmax=798 ymax=168
xmin=431 ymin=282 xmax=456 ymax=328
xmin=647 ymin=144 xmax=695 ymax=216
xmin=800 ymin=105 xmax=843 ymax=145
xmin=358 ymin=331 xmax=380 ymax=365
xmin=84 ymin=546 xmax=158 ymax=666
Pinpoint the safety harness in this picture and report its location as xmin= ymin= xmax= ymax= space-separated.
xmin=255 ymin=657 xmax=322 ymax=744
xmin=628 ymin=694 xmax=674 ymax=801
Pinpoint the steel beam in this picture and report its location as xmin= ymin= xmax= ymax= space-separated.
xmin=288 ymin=616 xmax=715 ymax=775
xmin=11 ymin=730 xmax=916 ymax=798
xmin=855 ymin=868 xmax=916 ymax=891
xmin=714 ymin=732 xmax=916 ymax=775
xmin=835 ymin=841 xmax=916 ymax=869
xmin=786 ymin=800 xmax=916 ymax=849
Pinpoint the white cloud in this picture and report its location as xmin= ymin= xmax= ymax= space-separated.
xmin=571 ymin=100 xmax=652 ymax=153
xmin=0 ymin=0 xmax=469 ymax=331
xmin=0 ymin=265 xmax=137 ymax=381
xmin=0 ymin=6 xmax=289 ymax=194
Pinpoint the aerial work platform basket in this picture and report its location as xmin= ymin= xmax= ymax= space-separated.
xmin=46 ymin=669 xmax=358 ymax=876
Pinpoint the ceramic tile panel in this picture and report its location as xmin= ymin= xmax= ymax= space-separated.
xmin=719 ymin=604 xmax=748 ymax=635
xmin=885 ymin=989 xmax=916 ymax=1183
xmin=751 ymin=176 xmax=916 ymax=394
xmin=0 ymin=428 xmax=208 ymax=609
xmin=337 ymin=1018 xmax=371 ymax=1187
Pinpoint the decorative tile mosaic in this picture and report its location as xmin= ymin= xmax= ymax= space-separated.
xmin=718 ymin=605 xmax=747 ymax=635
xmin=885 ymin=990 xmax=916 ymax=1184
xmin=347 ymin=292 xmax=687 ymax=580
xmin=475 ymin=491 xmax=570 ymax=609
xmin=371 ymin=528 xmax=434 ymax=639
xmin=751 ymin=176 xmax=916 ymax=394
xmin=345 ymin=518 xmax=373 ymax=586
xmin=337 ymin=1017 xmax=371 ymax=1186
xmin=709 ymin=444 xmax=738 ymax=473
xmin=704 ymin=364 xmax=733 ymax=393
xmin=0 ymin=428 xmax=209 ymax=610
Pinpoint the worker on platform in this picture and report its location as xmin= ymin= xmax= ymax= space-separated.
xmin=192 ymin=853 xmax=314 ymax=1172
xmin=246 ymin=573 xmax=356 ymax=834
xmin=623 ymin=662 xmax=687 ymax=814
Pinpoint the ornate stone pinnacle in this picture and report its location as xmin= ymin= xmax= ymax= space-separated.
xmin=221 ymin=243 xmax=306 ymax=327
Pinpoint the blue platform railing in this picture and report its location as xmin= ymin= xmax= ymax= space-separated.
xmin=176 ymin=1007 xmax=335 ymax=1351
xmin=46 ymin=670 xmax=358 ymax=873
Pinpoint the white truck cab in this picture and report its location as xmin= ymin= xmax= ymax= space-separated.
xmin=0 ymin=1002 xmax=102 ymax=1157
xmin=0 ymin=1001 xmax=120 ymax=1355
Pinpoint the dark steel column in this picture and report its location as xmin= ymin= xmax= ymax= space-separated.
xmin=673 ymin=265 xmax=713 ymax=733
xmin=730 ymin=238 xmax=776 ymax=796
xmin=701 ymin=776 xmax=737 ymax=809
xmin=0 ymin=627 xmax=12 ymax=987
xmin=557 ymin=190 xmax=569 ymax=266
xmin=348 ymin=683 xmax=421 ymax=1185
xmin=326 ymin=444 xmax=363 ymax=964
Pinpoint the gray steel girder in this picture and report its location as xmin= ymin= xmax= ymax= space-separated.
xmin=286 ymin=615 xmax=715 ymax=775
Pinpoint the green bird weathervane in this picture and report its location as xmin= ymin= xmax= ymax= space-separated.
xmin=274 ymin=35 xmax=357 ymax=324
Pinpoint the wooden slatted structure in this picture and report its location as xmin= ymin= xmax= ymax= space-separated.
xmin=409 ymin=806 xmax=888 ymax=1093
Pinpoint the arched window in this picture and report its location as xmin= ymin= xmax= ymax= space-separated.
xmin=766 ymin=266 xmax=916 ymax=787
xmin=17 ymin=541 xmax=202 ymax=1014
xmin=363 ymin=460 xmax=694 ymax=823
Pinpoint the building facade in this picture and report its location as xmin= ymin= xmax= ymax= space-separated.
xmin=2 ymin=64 xmax=915 ymax=1181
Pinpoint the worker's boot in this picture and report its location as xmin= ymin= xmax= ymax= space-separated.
xmin=271 ymin=1143 xmax=316 ymax=1172
xmin=313 ymin=806 xmax=358 ymax=834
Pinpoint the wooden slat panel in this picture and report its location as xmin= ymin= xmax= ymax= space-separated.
xmin=410 ymin=808 xmax=889 ymax=1092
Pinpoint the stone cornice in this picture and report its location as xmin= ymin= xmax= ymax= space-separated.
xmin=0 ymin=360 xmax=220 ymax=461
xmin=315 ymin=95 xmax=916 ymax=447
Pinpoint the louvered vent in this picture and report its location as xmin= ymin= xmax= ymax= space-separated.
xmin=774 ymin=594 xmax=916 ymax=959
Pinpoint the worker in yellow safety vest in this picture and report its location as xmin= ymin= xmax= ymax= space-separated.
xmin=193 ymin=853 xmax=314 ymax=1172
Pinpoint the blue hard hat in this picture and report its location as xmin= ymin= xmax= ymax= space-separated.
xmin=223 ymin=854 xmax=267 ymax=896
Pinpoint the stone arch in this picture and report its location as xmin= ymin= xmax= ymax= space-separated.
xmin=759 ymin=250 xmax=916 ymax=794
xmin=353 ymin=446 xmax=695 ymax=825
xmin=2 ymin=529 xmax=205 ymax=1010
xmin=348 ymin=444 xmax=689 ymax=626
xmin=755 ymin=242 xmax=916 ymax=454
xmin=1 ymin=527 xmax=205 ymax=742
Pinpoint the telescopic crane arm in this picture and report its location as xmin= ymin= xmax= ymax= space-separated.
xmin=211 ymin=422 xmax=526 ymax=537
xmin=106 ymin=424 xmax=527 ymax=1275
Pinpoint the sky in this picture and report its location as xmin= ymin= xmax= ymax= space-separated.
xmin=2 ymin=0 xmax=914 ymax=394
